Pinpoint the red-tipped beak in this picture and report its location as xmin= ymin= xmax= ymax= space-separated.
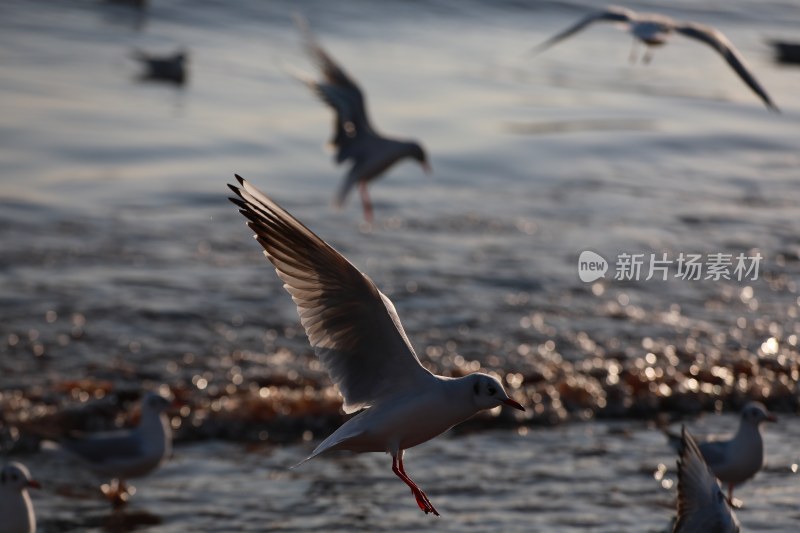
xmin=766 ymin=414 xmax=778 ymax=423
xmin=27 ymin=479 xmax=41 ymax=490
xmin=503 ymin=398 xmax=525 ymax=411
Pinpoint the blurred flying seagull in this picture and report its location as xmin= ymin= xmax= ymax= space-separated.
xmin=132 ymin=48 xmax=188 ymax=85
xmin=666 ymin=401 xmax=777 ymax=503
xmin=0 ymin=462 xmax=40 ymax=533
xmin=674 ymin=427 xmax=740 ymax=533
xmin=533 ymin=5 xmax=779 ymax=111
xmin=229 ymin=176 xmax=524 ymax=515
xmin=59 ymin=391 xmax=172 ymax=506
xmin=293 ymin=16 xmax=430 ymax=223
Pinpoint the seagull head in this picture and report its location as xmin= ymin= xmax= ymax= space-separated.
xmin=467 ymin=373 xmax=524 ymax=412
xmin=408 ymin=142 xmax=431 ymax=175
xmin=741 ymin=401 xmax=777 ymax=425
xmin=0 ymin=462 xmax=40 ymax=492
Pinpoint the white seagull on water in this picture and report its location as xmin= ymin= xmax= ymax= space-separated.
xmin=0 ymin=462 xmax=40 ymax=533
xmin=666 ymin=401 xmax=777 ymax=503
xmin=533 ymin=5 xmax=779 ymax=111
xmin=674 ymin=426 xmax=739 ymax=533
xmin=228 ymin=175 xmax=524 ymax=516
xmin=293 ymin=16 xmax=431 ymax=223
xmin=58 ymin=391 xmax=173 ymax=506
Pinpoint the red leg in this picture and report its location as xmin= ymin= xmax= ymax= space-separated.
xmin=392 ymin=453 xmax=440 ymax=516
xmin=628 ymin=39 xmax=638 ymax=64
xmin=398 ymin=453 xmax=439 ymax=516
xmin=359 ymin=181 xmax=373 ymax=224
xmin=727 ymin=484 xmax=741 ymax=508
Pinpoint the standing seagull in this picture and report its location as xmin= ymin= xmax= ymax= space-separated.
xmin=228 ymin=175 xmax=524 ymax=515
xmin=532 ymin=5 xmax=779 ymax=111
xmin=674 ymin=427 xmax=739 ymax=533
xmin=666 ymin=401 xmax=777 ymax=503
xmin=294 ymin=16 xmax=431 ymax=223
xmin=59 ymin=391 xmax=172 ymax=506
xmin=0 ymin=462 xmax=40 ymax=533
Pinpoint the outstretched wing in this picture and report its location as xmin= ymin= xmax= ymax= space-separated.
xmin=229 ymin=176 xmax=433 ymax=412
xmin=674 ymin=427 xmax=739 ymax=533
xmin=532 ymin=6 xmax=635 ymax=55
xmin=295 ymin=15 xmax=376 ymax=163
xmin=675 ymin=23 xmax=778 ymax=111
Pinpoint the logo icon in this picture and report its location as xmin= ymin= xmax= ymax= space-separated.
xmin=578 ymin=251 xmax=608 ymax=283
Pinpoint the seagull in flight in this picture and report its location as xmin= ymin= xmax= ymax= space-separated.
xmin=533 ymin=5 xmax=779 ymax=111
xmin=228 ymin=175 xmax=524 ymax=515
xmin=293 ymin=16 xmax=431 ymax=223
xmin=666 ymin=401 xmax=777 ymax=504
xmin=674 ymin=426 xmax=740 ymax=533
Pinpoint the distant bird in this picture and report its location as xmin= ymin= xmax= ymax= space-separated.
xmin=769 ymin=40 xmax=800 ymax=66
xmin=666 ymin=401 xmax=777 ymax=503
xmin=293 ymin=16 xmax=431 ymax=223
xmin=0 ymin=462 xmax=39 ymax=533
xmin=59 ymin=391 xmax=172 ymax=506
xmin=229 ymin=176 xmax=524 ymax=515
xmin=132 ymin=48 xmax=188 ymax=85
xmin=674 ymin=426 xmax=740 ymax=533
xmin=533 ymin=5 xmax=779 ymax=111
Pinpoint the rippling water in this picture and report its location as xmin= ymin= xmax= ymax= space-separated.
xmin=1 ymin=0 xmax=799 ymax=531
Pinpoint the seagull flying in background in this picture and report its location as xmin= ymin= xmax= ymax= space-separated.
xmin=293 ymin=16 xmax=431 ymax=223
xmin=0 ymin=462 xmax=40 ymax=533
xmin=674 ymin=426 xmax=740 ymax=533
xmin=59 ymin=391 xmax=173 ymax=506
xmin=666 ymin=401 xmax=777 ymax=504
xmin=229 ymin=176 xmax=524 ymax=515
xmin=532 ymin=5 xmax=779 ymax=111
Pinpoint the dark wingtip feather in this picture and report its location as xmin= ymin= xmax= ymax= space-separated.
xmin=229 ymin=197 xmax=248 ymax=210
xmin=235 ymin=174 xmax=245 ymax=185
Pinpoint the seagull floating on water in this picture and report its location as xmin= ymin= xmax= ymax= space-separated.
xmin=666 ymin=401 xmax=776 ymax=503
xmin=59 ymin=391 xmax=172 ymax=506
xmin=293 ymin=16 xmax=431 ymax=223
xmin=674 ymin=426 xmax=739 ymax=533
xmin=533 ymin=5 xmax=778 ymax=111
xmin=229 ymin=175 xmax=524 ymax=515
xmin=0 ymin=462 xmax=39 ymax=533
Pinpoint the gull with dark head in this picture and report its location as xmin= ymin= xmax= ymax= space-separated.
xmin=228 ymin=175 xmax=523 ymax=515
xmin=59 ymin=391 xmax=173 ymax=506
xmin=0 ymin=462 xmax=40 ymax=533
xmin=667 ymin=401 xmax=777 ymax=504
xmin=533 ymin=5 xmax=778 ymax=111
xmin=674 ymin=426 xmax=739 ymax=533
xmin=293 ymin=16 xmax=431 ymax=223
